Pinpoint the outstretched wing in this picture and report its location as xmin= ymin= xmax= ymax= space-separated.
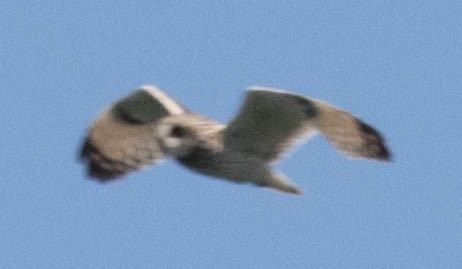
xmin=224 ymin=86 xmax=391 ymax=162
xmin=80 ymin=85 xmax=186 ymax=181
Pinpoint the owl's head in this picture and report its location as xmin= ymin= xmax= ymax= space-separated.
xmin=156 ymin=119 xmax=200 ymax=157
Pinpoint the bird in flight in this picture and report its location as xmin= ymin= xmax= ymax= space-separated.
xmin=80 ymin=85 xmax=391 ymax=195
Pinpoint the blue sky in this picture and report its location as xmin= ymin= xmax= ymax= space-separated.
xmin=1 ymin=1 xmax=461 ymax=268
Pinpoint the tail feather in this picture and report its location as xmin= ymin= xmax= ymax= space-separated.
xmin=259 ymin=172 xmax=303 ymax=195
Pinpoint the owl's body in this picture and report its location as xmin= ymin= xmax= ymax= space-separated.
xmin=80 ymin=85 xmax=391 ymax=195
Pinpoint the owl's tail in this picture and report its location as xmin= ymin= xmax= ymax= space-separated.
xmin=260 ymin=172 xmax=303 ymax=195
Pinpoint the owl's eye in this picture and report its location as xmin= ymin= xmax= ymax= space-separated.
xmin=170 ymin=126 xmax=188 ymax=138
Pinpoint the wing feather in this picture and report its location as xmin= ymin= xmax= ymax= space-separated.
xmin=224 ymin=86 xmax=391 ymax=161
xmin=80 ymin=85 xmax=186 ymax=181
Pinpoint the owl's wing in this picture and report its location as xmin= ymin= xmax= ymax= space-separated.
xmin=80 ymin=85 xmax=186 ymax=181
xmin=224 ymin=86 xmax=391 ymax=162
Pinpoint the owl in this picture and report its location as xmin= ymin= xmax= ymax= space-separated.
xmin=80 ymin=85 xmax=391 ymax=195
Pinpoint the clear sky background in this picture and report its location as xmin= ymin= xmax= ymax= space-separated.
xmin=1 ymin=1 xmax=461 ymax=268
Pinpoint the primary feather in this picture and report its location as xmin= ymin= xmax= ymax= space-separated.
xmin=224 ymin=86 xmax=390 ymax=162
xmin=80 ymin=86 xmax=186 ymax=180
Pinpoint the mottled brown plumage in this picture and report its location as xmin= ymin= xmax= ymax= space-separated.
xmin=80 ymin=85 xmax=391 ymax=194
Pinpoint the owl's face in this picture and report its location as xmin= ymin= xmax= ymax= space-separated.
xmin=156 ymin=121 xmax=198 ymax=157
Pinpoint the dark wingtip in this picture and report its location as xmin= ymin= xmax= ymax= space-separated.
xmin=375 ymin=143 xmax=392 ymax=162
xmin=356 ymin=119 xmax=392 ymax=162
xmin=79 ymin=137 xmax=93 ymax=162
xmin=79 ymin=138 xmax=126 ymax=181
xmin=87 ymin=161 xmax=122 ymax=182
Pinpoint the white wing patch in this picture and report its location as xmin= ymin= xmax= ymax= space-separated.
xmin=141 ymin=85 xmax=185 ymax=115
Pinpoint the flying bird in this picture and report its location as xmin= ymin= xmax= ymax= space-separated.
xmin=80 ymin=85 xmax=391 ymax=195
